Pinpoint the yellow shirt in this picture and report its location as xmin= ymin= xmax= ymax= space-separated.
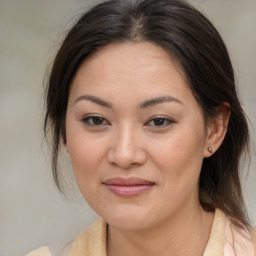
xmin=26 ymin=209 xmax=256 ymax=256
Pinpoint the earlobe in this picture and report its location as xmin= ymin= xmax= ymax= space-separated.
xmin=63 ymin=137 xmax=69 ymax=153
xmin=204 ymin=102 xmax=231 ymax=158
xmin=64 ymin=143 xmax=69 ymax=153
xmin=61 ymin=127 xmax=68 ymax=153
xmin=207 ymin=147 xmax=213 ymax=153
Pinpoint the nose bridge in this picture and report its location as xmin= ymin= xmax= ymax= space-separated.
xmin=115 ymin=123 xmax=136 ymax=158
xmin=108 ymin=122 xmax=146 ymax=168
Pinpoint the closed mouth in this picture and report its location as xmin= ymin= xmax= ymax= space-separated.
xmin=102 ymin=177 xmax=155 ymax=197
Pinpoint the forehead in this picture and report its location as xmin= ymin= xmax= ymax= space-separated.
xmin=69 ymin=42 xmax=194 ymax=105
xmin=79 ymin=42 xmax=183 ymax=78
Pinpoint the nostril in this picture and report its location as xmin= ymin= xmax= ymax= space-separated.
xmin=107 ymin=147 xmax=147 ymax=169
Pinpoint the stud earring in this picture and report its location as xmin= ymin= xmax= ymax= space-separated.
xmin=208 ymin=147 xmax=213 ymax=153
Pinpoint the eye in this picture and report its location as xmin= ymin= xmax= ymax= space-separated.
xmin=81 ymin=114 xmax=109 ymax=126
xmin=145 ymin=116 xmax=174 ymax=127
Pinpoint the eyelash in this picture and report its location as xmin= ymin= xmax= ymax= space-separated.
xmin=144 ymin=115 xmax=175 ymax=128
xmin=81 ymin=114 xmax=109 ymax=126
xmin=81 ymin=114 xmax=175 ymax=128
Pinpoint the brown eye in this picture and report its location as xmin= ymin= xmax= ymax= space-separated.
xmin=152 ymin=118 xmax=166 ymax=126
xmin=82 ymin=115 xmax=109 ymax=126
xmin=91 ymin=116 xmax=105 ymax=125
xmin=145 ymin=116 xmax=174 ymax=127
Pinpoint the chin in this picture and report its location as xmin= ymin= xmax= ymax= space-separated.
xmin=107 ymin=217 xmax=152 ymax=232
xmin=99 ymin=205 xmax=158 ymax=232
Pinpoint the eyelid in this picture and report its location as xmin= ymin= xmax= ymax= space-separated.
xmin=81 ymin=113 xmax=110 ymax=126
xmin=144 ymin=115 xmax=176 ymax=127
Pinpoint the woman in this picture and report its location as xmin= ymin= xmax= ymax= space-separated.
xmin=27 ymin=0 xmax=255 ymax=255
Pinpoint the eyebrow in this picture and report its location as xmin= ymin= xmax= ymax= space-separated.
xmin=139 ymin=96 xmax=183 ymax=108
xmin=74 ymin=95 xmax=183 ymax=109
xmin=74 ymin=95 xmax=113 ymax=108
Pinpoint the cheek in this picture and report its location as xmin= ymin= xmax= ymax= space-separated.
xmin=66 ymin=117 xmax=105 ymax=168
xmin=67 ymin=138 xmax=104 ymax=205
xmin=69 ymin=139 xmax=103 ymax=173
xmin=66 ymin=129 xmax=105 ymax=183
xmin=152 ymin=134 xmax=205 ymax=207
xmin=149 ymin=127 xmax=206 ymax=182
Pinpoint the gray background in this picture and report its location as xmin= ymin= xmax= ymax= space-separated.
xmin=0 ymin=1 xmax=255 ymax=255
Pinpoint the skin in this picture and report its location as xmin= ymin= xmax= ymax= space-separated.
xmin=65 ymin=42 xmax=230 ymax=256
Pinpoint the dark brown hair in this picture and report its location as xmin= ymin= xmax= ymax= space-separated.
xmin=44 ymin=0 xmax=250 ymax=228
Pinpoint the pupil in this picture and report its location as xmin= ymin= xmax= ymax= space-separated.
xmin=93 ymin=117 xmax=103 ymax=125
xmin=154 ymin=118 xmax=164 ymax=126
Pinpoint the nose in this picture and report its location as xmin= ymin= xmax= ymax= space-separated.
xmin=107 ymin=124 xmax=147 ymax=169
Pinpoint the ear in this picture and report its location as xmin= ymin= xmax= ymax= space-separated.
xmin=204 ymin=102 xmax=231 ymax=158
xmin=64 ymin=143 xmax=69 ymax=153
xmin=61 ymin=123 xmax=69 ymax=153
xmin=63 ymin=136 xmax=69 ymax=153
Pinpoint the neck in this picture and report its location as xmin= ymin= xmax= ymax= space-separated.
xmin=107 ymin=204 xmax=214 ymax=256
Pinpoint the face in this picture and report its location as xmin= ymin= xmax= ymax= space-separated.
xmin=65 ymin=42 xmax=210 ymax=231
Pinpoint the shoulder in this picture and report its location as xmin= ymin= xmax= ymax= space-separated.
xmin=25 ymin=246 xmax=52 ymax=256
xmin=251 ymin=228 xmax=256 ymax=256
xmin=69 ymin=219 xmax=107 ymax=255
xmin=25 ymin=242 xmax=73 ymax=256
xmin=25 ymin=240 xmax=74 ymax=256
xmin=224 ymin=214 xmax=256 ymax=256
xmin=25 ymin=219 xmax=106 ymax=256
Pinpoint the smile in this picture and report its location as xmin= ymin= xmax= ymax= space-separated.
xmin=103 ymin=177 xmax=155 ymax=198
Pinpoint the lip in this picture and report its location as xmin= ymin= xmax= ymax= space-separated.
xmin=103 ymin=177 xmax=155 ymax=198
